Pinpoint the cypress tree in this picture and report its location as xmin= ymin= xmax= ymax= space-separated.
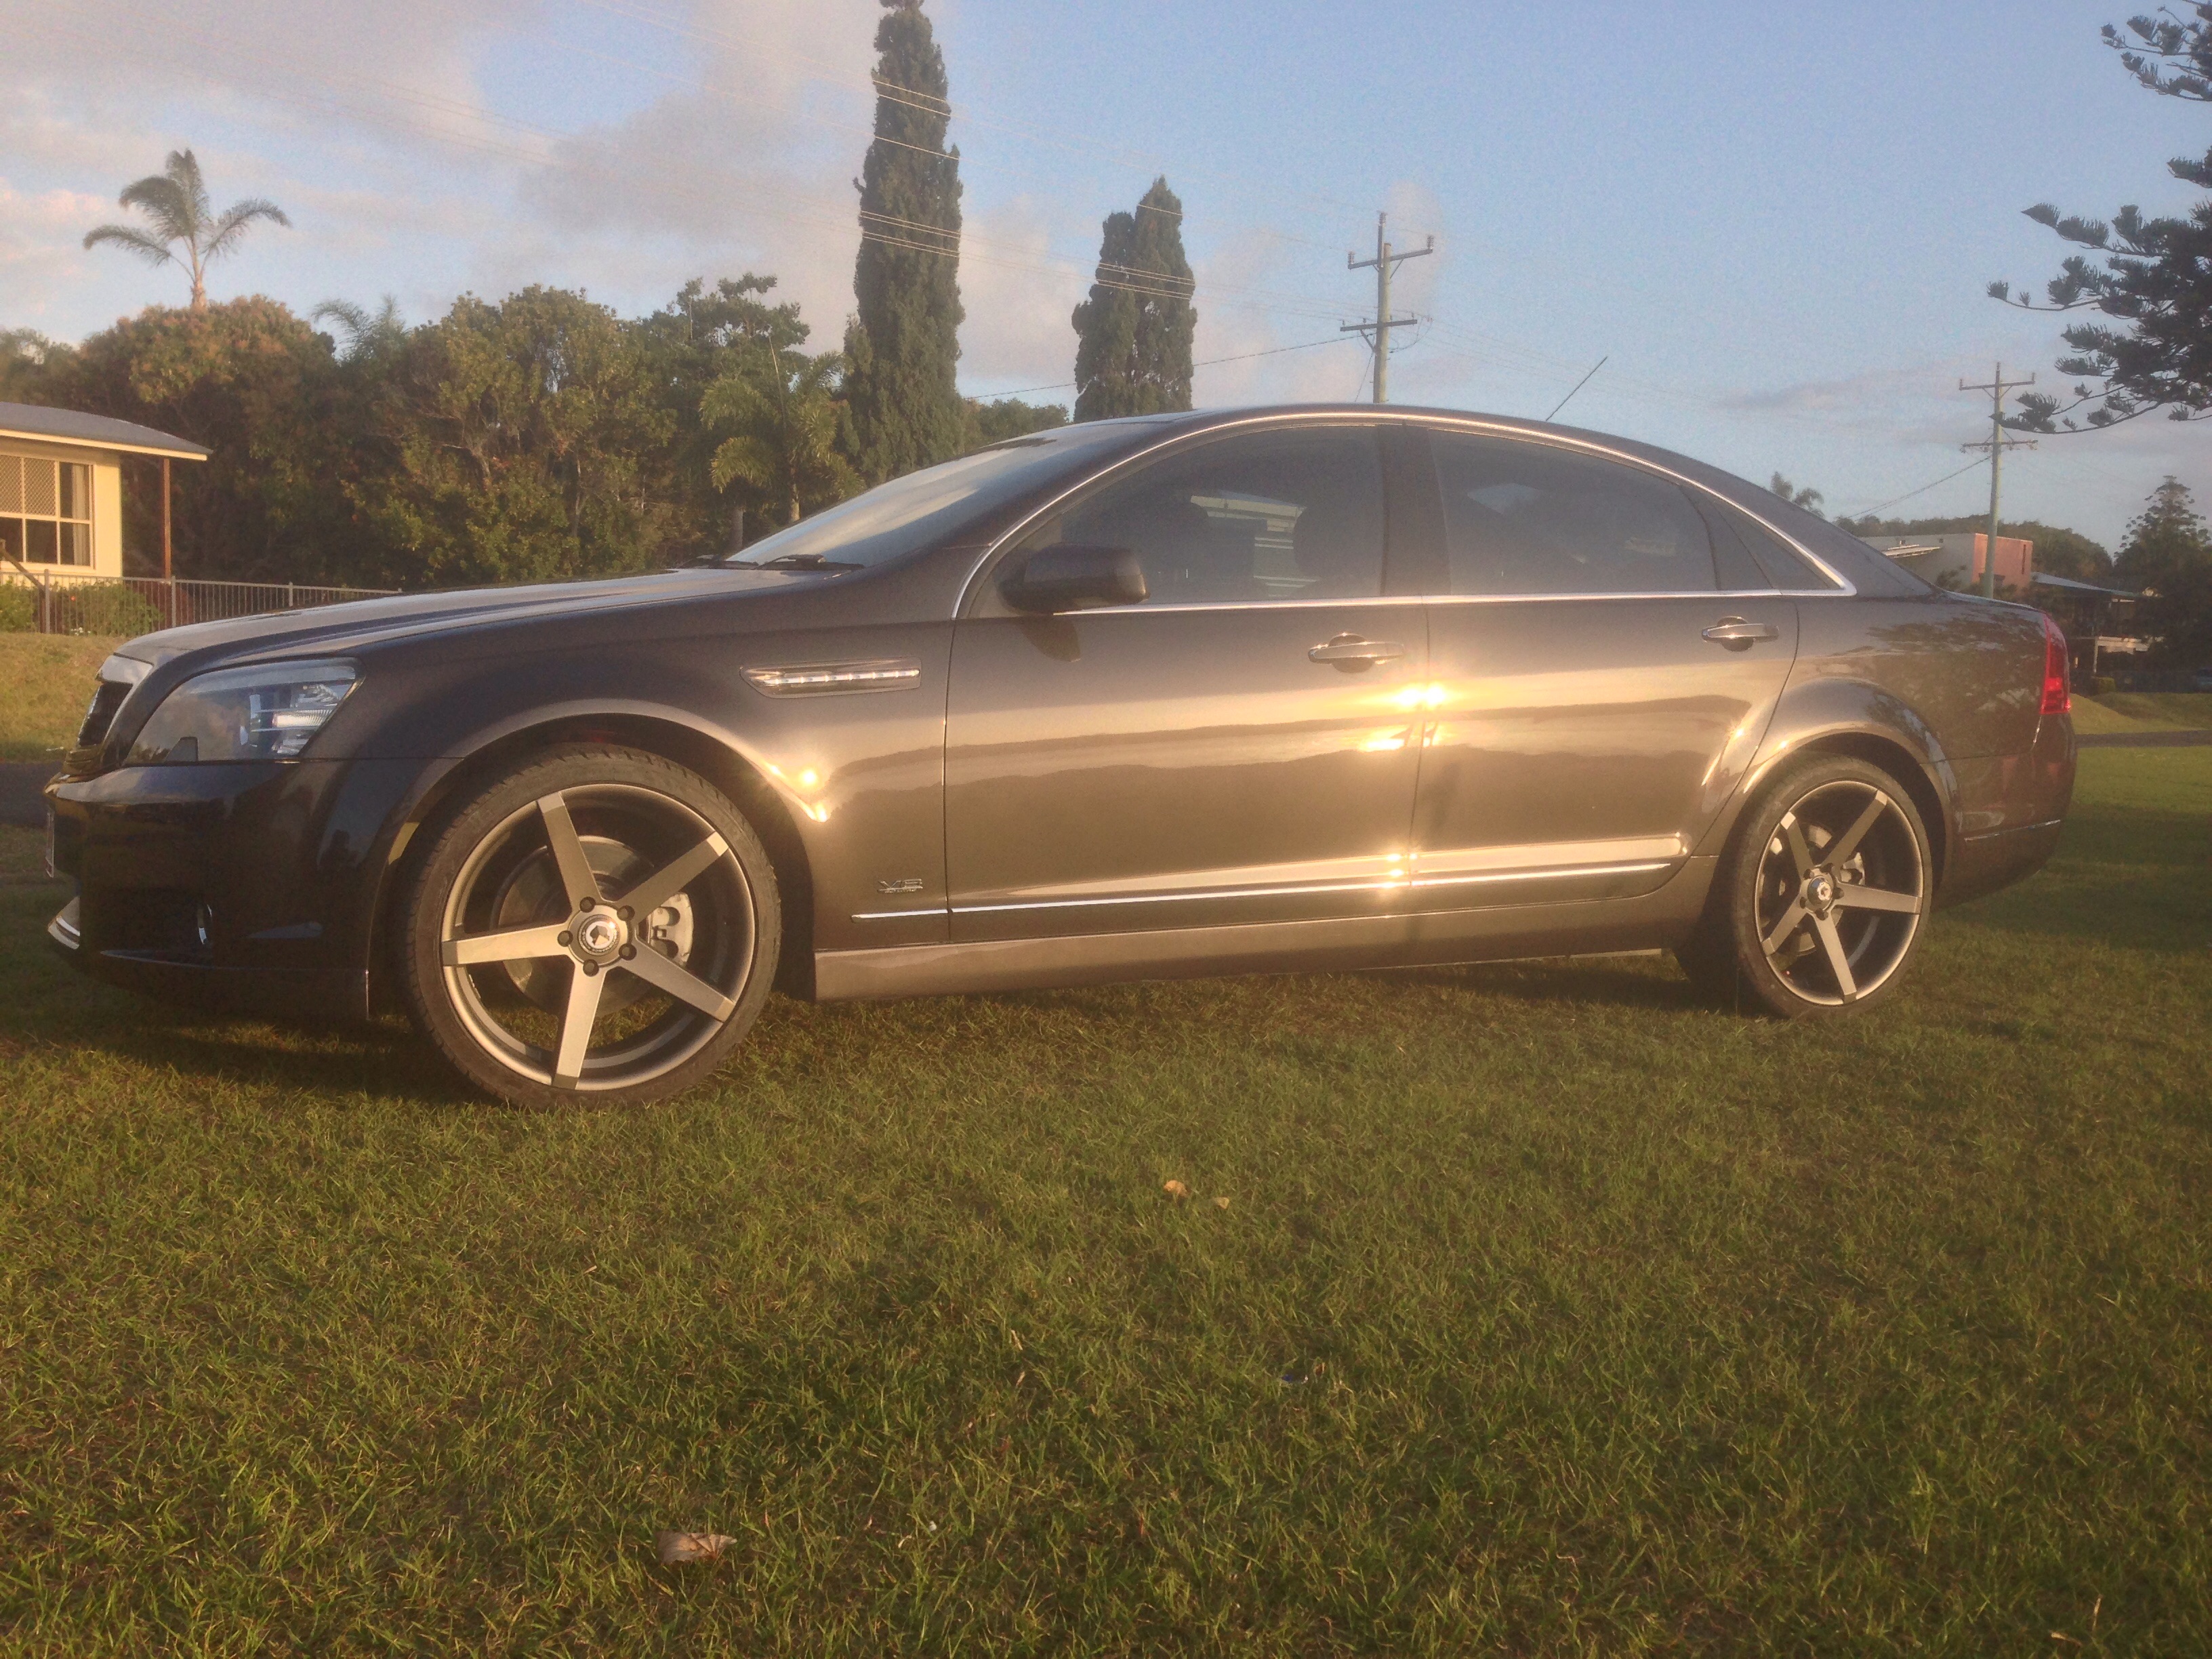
xmin=842 ymin=0 xmax=964 ymax=483
xmin=1071 ymin=177 xmax=1195 ymax=422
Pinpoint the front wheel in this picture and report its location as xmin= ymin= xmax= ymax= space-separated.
xmin=1679 ymin=754 xmax=1932 ymax=1018
xmin=398 ymin=746 xmax=781 ymax=1105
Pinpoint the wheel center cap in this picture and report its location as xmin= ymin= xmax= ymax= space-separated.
xmin=577 ymin=913 xmax=622 ymax=956
xmin=1805 ymin=872 xmax=1837 ymax=912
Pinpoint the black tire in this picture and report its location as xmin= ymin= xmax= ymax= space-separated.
xmin=1678 ymin=753 xmax=1932 ymax=1019
xmin=398 ymin=745 xmax=780 ymax=1105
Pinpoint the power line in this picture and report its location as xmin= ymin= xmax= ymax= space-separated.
xmin=1842 ymin=458 xmax=1989 ymax=519
xmin=980 ymin=333 xmax=1358 ymax=399
xmin=30 ymin=0 xmax=1370 ymax=340
xmin=568 ymin=0 xmax=1370 ymax=221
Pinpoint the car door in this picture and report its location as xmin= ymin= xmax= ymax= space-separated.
xmin=1408 ymin=426 xmax=1800 ymax=905
xmin=941 ymin=422 xmax=1427 ymax=943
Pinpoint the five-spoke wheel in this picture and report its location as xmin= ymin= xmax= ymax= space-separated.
xmin=401 ymin=747 xmax=780 ymax=1104
xmin=1680 ymin=754 xmax=1931 ymax=1017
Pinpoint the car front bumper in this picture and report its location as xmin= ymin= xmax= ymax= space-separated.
xmin=43 ymin=757 xmax=422 ymax=1023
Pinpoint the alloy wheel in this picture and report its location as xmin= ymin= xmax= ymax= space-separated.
xmin=436 ymin=783 xmax=757 ymax=1092
xmin=1752 ymin=777 xmax=1925 ymax=1006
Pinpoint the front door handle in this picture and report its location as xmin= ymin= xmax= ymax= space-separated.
xmin=1309 ymin=634 xmax=1409 ymax=665
xmin=1702 ymin=618 xmax=1780 ymax=651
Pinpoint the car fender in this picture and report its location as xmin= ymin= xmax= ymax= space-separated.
xmin=1691 ymin=672 xmax=1959 ymax=882
xmin=337 ymin=627 xmax=955 ymax=1003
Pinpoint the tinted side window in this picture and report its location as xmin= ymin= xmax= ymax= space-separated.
xmin=1732 ymin=506 xmax=1845 ymax=591
xmin=1692 ymin=495 xmax=1780 ymax=590
xmin=1017 ymin=426 xmax=1385 ymax=605
xmin=1432 ymin=432 xmax=1717 ymax=596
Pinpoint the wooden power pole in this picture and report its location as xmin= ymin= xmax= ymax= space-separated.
xmin=1342 ymin=213 xmax=1434 ymax=404
xmin=1959 ymin=363 xmax=2037 ymax=598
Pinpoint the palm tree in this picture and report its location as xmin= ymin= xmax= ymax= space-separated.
xmin=82 ymin=149 xmax=291 ymax=310
xmin=703 ymin=339 xmax=858 ymax=529
xmin=310 ymin=296 xmax=408 ymax=365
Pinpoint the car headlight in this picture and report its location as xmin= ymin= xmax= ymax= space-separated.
xmin=127 ymin=660 xmax=359 ymax=764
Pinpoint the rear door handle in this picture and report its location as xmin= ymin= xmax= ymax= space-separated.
xmin=1309 ymin=634 xmax=1409 ymax=664
xmin=1702 ymin=618 xmax=1779 ymax=650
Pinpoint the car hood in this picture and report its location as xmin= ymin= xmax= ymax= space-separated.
xmin=112 ymin=566 xmax=807 ymax=670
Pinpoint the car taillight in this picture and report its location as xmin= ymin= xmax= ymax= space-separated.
xmin=2039 ymin=612 xmax=2071 ymax=716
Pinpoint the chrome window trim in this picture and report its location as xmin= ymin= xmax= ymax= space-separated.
xmin=1038 ymin=590 xmax=1800 ymax=619
xmin=1416 ymin=413 xmax=1856 ymax=596
xmin=954 ymin=413 xmax=1392 ymax=617
xmin=853 ymin=857 xmax=1684 ymax=920
xmin=954 ymin=408 xmax=1856 ymax=616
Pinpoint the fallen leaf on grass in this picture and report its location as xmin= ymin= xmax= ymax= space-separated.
xmin=657 ymin=1530 xmax=736 ymax=1565
xmin=1162 ymin=1180 xmax=1189 ymax=1200
xmin=1214 ymin=1195 xmax=1231 ymax=1209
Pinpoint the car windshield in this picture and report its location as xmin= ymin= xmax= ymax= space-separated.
xmin=724 ymin=422 xmax=1158 ymax=573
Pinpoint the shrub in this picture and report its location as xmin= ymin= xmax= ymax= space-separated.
xmin=0 ymin=583 xmax=34 ymax=632
xmin=58 ymin=585 xmax=165 ymax=639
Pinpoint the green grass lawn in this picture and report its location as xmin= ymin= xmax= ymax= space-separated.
xmin=2071 ymin=692 xmax=2212 ymax=735
xmin=1 ymin=752 xmax=2208 ymax=1654
xmin=0 ymin=635 xmax=120 ymax=762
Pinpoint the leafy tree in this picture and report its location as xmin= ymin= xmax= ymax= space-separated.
xmin=2115 ymin=474 xmax=2211 ymax=589
xmin=82 ymin=150 xmax=291 ymax=312
xmin=703 ymin=340 xmax=857 ymax=531
xmin=1768 ymin=473 xmax=1825 ymax=517
xmin=310 ymin=297 xmax=408 ymax=367
xmin=2115 ymin=476 xmax=2212 ymax=664
xmin=347 ymin=287 xmax=679 ymax=588
xmin=0 ymin=328 xmax=69 ymax=401
xmin=628 ymin=275 xmax=838 ymax=556
xmin=965 ymin=396 xmax=1067 ymax=449
xmin=43 ymin=298 xmax=359 ymax=582
xmin=1071 ymin=177 xmax=1196 ymax=422
xmin=1988 ymin=8 xmax=2212 ymax=430
xmin=842 ymin=0 xmax=965 ymax=483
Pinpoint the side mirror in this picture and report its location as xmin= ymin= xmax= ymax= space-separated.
xmin=1000 ymin=544 xmax=1147 ymax=613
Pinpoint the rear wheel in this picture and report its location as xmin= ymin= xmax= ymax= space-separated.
xmin=1679 ymin=754 xmax=1931 ymax=1018
xmin=399 ymin=746 xmax=780 ymax=1105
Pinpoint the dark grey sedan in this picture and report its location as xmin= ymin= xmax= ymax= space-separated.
xmin=46 ymin=406 xmax=2075 ymax=1103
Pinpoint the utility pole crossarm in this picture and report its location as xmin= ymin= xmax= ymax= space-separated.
xmin=1342 ymin=211 xmax=1435 ymax=405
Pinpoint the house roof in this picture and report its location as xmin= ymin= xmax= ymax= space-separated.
xmin=0 ymin=402 xmax=209 ymax=461
xmin=2033 ymin=572 xmax=2141 ymax=598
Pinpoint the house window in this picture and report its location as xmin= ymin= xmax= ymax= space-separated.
xmin=0 ymin=453 xmax=94 ymax=567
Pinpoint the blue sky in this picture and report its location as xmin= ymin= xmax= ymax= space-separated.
xmin=3 ymin=0 xmax=2205 ymax=546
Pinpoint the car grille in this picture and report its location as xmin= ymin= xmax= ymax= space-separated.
xmin=77 ymin=678 xmax=132 ymax=749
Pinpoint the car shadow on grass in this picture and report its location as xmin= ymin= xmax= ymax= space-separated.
xmin=1 ymin=887 xmax=480 ymax=1105
xmin=1375 ymin=954 xmax=1707 ymax=1012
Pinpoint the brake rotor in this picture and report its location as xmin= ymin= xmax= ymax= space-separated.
xmin=489 ymin=834 xmax=696 ymax=1012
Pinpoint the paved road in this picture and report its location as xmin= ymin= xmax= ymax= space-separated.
xmin=2076 ymin=729 xmax=2212 ymax=748
xmin=0 ymin=762 xmax=54 ymax=827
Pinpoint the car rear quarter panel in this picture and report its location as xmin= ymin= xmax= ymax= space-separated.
xmin=1708 ymin=592 xmax=2061 ymax=900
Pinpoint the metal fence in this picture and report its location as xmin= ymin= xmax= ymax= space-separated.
xmin=2109 ymin=667 xmax=2210 ymax=693
xmin=1 ymin=573 xmax=397 ymax=637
